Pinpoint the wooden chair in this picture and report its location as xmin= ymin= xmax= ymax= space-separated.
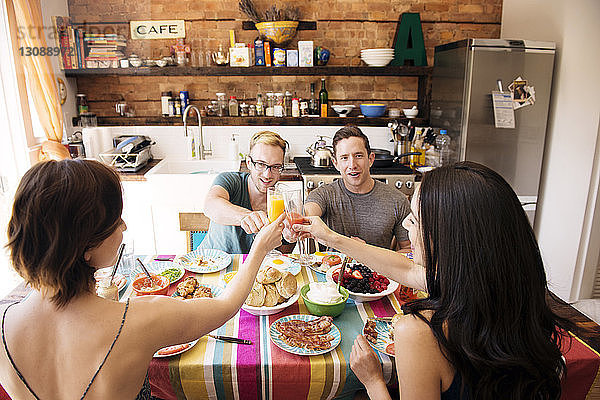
xmin=179 ymin=212 xmax=211 ymax=252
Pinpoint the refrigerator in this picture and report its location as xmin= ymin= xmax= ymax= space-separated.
xmin=430 ymin=39 xmax=556 ymax=224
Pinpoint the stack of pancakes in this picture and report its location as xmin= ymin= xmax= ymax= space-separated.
xmin=245 ymin=266 xmax=297 ymax=307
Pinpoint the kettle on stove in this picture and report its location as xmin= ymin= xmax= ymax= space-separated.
xmin=306 ymin=136 xmax=334 ymax=168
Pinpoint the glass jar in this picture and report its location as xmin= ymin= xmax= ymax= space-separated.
xmin=274 ymin=93 xmax=284 ymax=117
xmin=265 ymin=92 xmax=274 ymax=117
xmin=96 ymin=278 xmax=118 ymax=301
xmin=249 ymin=104 xmax=256 ymax=116
xmin=284 ymin=91 xmax=292 ymax=116
xmin=229 ymin=96 xmax=239 ymax=116
xmin=216 ymin=93 xmax=227 ymax=117
xmin=239 ymin=102 xmax=249 ymax=117
xmin=76 ymin=94 xmax=88 ymax=116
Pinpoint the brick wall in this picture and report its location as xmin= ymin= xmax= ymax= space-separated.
xmin=69 ymin=0 xmax=502 ymax=117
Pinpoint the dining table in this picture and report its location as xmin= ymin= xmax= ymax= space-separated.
xmin=1 ymin=253 xmax=599 ymax=400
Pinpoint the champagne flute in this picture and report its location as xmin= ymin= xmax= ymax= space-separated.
xmin=282 ymin=188 xmax=314 ymax=266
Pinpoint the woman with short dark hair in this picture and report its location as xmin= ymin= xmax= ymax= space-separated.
xmin=0 ymin=159 xmax=285 ymax=399
xmin=295 ymin=162 xmax=573 ymax=399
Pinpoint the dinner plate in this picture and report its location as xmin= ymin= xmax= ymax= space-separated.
xmin=325 ymin=265 xmax=399 ymax=302
xmin=153 ymin=339 xmax=199 ymax=358
xmin=269 ymin=314 xmax=341 ymax=356
xmin=175 ymin=248 xmax=232 ymax=273
xmin=131 ymin=261 xmax=184 ymax=284
xmin=94 ymin=268 xmax=128 ymax=292
xmin=172 ymin=282 xmax=224 ymax=299
xmin=306 ymin=252 xmax=347 ymax=275
xmin=260 ymin=255 xmax=301 ymax=276
xmin=364 ymin=319 xmax=395 ymax=357
xmin=242 ymin=290 xmax=300 ymax=316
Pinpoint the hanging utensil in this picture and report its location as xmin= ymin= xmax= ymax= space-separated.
xmin=109 ymin=243 xmax=126 ymax=285
xmin=136 ymin=257 xmax=153 ymax=282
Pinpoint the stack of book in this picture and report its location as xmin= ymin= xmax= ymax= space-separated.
xmin=52 ymin=16 xmax=127 ymax=69
xmin=84 ymin=33 xmax=126 ymax=68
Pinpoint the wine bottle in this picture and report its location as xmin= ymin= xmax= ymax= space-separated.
xmin=319 ymin=78 xmax=328 ymax=117
xmin=308 ymin=82 xmax=318 ymax=116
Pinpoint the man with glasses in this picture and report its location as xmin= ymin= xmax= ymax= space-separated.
xmin=199 ymin=131 xmax=288 ymax=253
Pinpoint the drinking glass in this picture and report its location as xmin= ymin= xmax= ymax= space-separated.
xmin=267 ymin=187 xmax=285 ymax=222
xmin=282 ymin=188 xmax=314 ymax=266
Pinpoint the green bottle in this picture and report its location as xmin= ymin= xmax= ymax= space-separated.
xmin=319 ymin=78 xmax=328 ymax=117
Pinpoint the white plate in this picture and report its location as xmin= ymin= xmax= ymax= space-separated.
xmin=175 ymin=248 xmax=232 ymax=273
xmin=364 ymin=320 xmax=395 ymax=357
xmin=242 ymin=290 xmax=300 ymax=316
xmin=306 ymin=252 xmax=346 ymax=275
xmin=94 ymin=268 xmax=127 ymax=292
xmin=326 ymin=265 xmax=399 ymax=302
xmin=260 ymin=255 xmax=301 ymax=276
xmin=269 ymin=314 xmax=341 ymax=356
xmin=131 ymin=261 xmax=184 ymax=284
xmin=153 ymin=339 xmax=199 ymax=358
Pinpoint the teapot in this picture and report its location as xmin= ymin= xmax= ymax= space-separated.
xmin=306 ymin=136 xmax=334 ymax=168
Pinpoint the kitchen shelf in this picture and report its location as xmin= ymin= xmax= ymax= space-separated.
xmin=64 ymin=65 xmax=431 ymax=77
xmin=74 ymin=116 xmax=427 ymax=127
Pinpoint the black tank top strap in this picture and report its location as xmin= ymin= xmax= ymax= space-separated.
xmin=80 ymin=298 xmax=130 ymax=399
xmin=2 ymin=301 xmax=40 ymax=399
xmin=1 ymin=299 xmax=131 ymax=400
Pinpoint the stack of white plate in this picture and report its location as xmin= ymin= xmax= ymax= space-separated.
xmin=360 ymin=48 xmax=395 ymax=67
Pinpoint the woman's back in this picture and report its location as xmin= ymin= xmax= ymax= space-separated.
xmin=0 ymin=293 xmax=153 ymax=400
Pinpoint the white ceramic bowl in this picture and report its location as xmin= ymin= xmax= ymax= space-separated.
xmin=362 ymin=59 xmax=393 ymax=67
xmin=129 ymin=59 xmax=142 ymax=67
xmin=403 ymin=108 xmax=419 ymax=118
xmin=155 ymin=59 xmax=168 ymax=67
xmin=331 ymin=105 xmax=355 ymax=117
xmin=325 ymin=265 xmax=399 ymax=302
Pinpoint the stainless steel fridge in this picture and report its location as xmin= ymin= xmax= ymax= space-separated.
xmin=430 ymin=38 xmax=556 ymax=224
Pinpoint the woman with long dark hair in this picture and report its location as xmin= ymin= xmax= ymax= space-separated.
xmin=0 ymin=159 xmax=285 ymax=399
xmin=294 ymin=162 xmax=572 ymax=399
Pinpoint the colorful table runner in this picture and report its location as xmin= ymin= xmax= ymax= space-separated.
xmin=120 ymin=254 xmax=600 ymax=400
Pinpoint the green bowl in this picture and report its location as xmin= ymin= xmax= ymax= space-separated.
xmin=301 ymin=283 xmax=349 ymax=317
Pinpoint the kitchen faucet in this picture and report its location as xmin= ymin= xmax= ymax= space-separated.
xmin=183 ymin=105 xmax=212 ymax=160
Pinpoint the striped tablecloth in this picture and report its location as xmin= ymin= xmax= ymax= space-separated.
xmin=126 ymin=254 xmax=402 ymax=400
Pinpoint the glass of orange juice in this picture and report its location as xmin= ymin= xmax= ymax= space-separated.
xmin=267 ymin=187 xmax=285 ymax=223
xmin=282 ymin=188 xmax=314 ymax=266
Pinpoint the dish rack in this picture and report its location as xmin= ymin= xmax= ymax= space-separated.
xmin=99 ymin=146 xmax=152 ymax=172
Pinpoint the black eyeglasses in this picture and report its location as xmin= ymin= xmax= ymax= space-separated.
xmin=248 ymin=156 xmax=284 ymax=173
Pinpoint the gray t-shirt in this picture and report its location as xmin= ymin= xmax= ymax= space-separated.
xmin=306 ymin=179 xmax=410 ymax=249
xmin=198 ymin=171 xmax=255 ymax=254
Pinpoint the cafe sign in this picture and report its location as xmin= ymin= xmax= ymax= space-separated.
xmin=130 ymin=20 xmax=185 ymax=40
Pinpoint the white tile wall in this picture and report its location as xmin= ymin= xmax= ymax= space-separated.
xmin=82 ymin=125 xmax=397 ymax=161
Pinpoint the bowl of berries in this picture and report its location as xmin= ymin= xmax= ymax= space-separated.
xmin=326 ymin=263 xmax=399 ymax=302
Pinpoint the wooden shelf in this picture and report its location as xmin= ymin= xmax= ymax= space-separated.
xmin=75 ymin=116 xmax=427 ymax=127
xmin=64 ymin=65 xmax=432 ymax=77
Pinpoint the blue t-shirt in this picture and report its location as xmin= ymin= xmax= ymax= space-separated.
xmin=198 ymin=171 xmax=255 ymax=254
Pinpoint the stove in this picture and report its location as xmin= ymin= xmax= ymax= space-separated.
xmin=294 ymin=157 xmax=416 ymax=198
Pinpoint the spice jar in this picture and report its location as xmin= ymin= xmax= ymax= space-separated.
xmin=228 ymin=96 xmax=239 ymax=116
xmin=274 ymin=93 xmax=284 ymax=117
xmin=292 ymin=97 xmax=300 ymax=117
xmin=161 ymin=91 xmax=172 ymax=117
xmin=249 ymin=104 xmax=256 ymax=116
xmin=265 ymin=92 xmax=274 ymax=117
xmin=239 ymin=102 xmax=249 ymax=117
xmin=256 ymin=93 xmax=264 ymax=116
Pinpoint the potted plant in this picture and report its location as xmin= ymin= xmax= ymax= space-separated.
xmin=239 ymin=0 xmax=301 ymax=47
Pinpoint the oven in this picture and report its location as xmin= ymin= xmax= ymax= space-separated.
xmin=294 ymin=157 xmax=416 ymax=199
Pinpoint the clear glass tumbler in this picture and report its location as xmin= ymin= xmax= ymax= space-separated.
xmin=282 ymin=188 xmax=314 ymax=266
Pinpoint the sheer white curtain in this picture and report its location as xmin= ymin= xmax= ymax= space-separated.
xmin=0 ymin=0 xmax=30 ymax=297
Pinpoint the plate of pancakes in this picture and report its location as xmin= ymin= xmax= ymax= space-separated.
xmin=242 ymin=266 xmax=299 ymax=316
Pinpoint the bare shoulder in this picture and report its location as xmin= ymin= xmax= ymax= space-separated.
xmin=393 ymin=312 xmax=436 ymax=344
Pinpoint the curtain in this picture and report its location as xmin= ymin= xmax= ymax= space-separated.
xmin=7 ymin=0 xmax=70 ymax=160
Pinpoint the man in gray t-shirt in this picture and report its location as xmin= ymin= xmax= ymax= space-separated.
xmin=304 ymin=125 xmax=411 ymax=250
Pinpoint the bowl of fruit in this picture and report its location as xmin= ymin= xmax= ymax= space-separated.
xmin=326 ymin=263 xmax=399 ymax=302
